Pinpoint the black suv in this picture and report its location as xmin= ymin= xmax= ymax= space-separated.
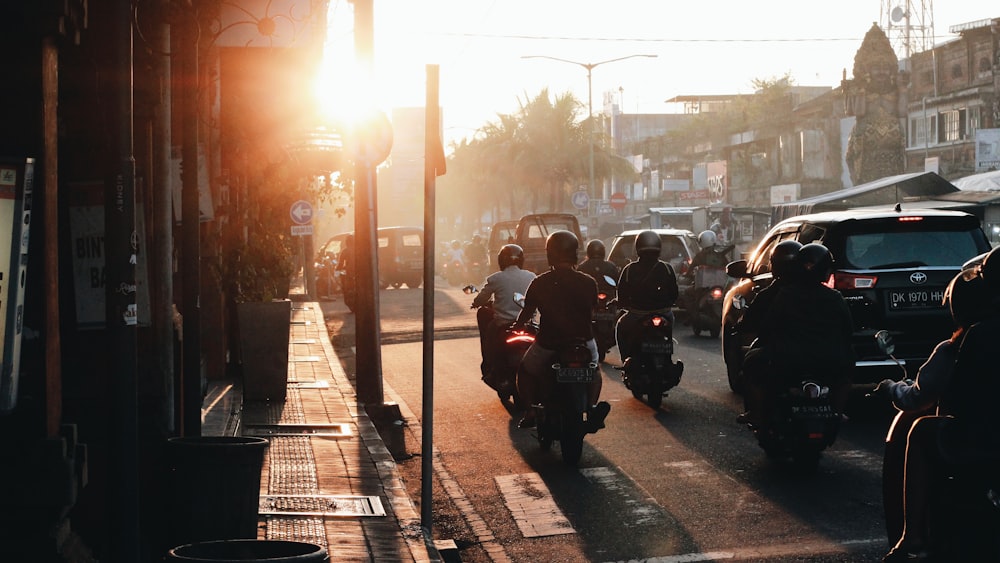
xmin=722 ymin=208 xmax=991 ymax=393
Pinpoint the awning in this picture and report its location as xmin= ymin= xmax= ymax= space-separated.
xmin=771 ymin=171 xmax=959 ymax=222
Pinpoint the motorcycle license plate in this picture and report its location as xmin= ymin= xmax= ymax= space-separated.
xmin=790 ymin=404 xmax=836 ymax=419
xmin=641 ymin=340 xmax=673 ymax=354
xmin=556 ymin=367 xmax=594 ymax=383
xmin=593 ymin=311 xmax=616 ymax=321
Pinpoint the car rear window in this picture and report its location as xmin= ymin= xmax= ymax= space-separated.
xmin=842 ymin=230 xmax=983 ymax=269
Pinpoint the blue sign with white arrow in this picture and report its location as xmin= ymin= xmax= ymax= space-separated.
xmin=290 ymin=200 xmax=313 ymax=225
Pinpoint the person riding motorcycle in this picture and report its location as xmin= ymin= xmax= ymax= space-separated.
xmin=464 ymin=234 xmax=489 ymax=276
xmin=577 ymin=239 xmax=620 ymax=296
xmin=689 ymin=230 xmax=733 ymax=269
xmin=514 ymin=230 xmax=610 ymax=431
xmin=471 ymin=244 xmax=537 ymax=378
xmin=875 ymin=248 xmax=1000 ymax=562
xmin=615 ymin=230 xmax=679 ymax=361
xmin=740 ymin=243 xmax=854 ymax=428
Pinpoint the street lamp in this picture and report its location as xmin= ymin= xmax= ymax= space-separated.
xmin=521 ymin=54 xmax=658 ymax=211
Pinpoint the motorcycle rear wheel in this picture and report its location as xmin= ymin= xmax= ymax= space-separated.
xmin=645 ymin=392 xmax=663 ymax=409
xmin=560 ymin=418 xmax=585 ymax=466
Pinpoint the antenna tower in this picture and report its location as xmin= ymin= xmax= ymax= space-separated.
xmin=879 ymin=0 xmax=935 ymax=61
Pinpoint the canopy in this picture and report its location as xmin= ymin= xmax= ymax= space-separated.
xmin=771 ymin=171 xmax=959 ymax=222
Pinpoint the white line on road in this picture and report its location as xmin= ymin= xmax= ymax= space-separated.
xmin=495 ymin=473 xmax=576 ymax=538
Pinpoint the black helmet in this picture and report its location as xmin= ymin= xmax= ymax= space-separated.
xmin=799 ymin=243 xmax=834 ymax=284
xmin=497 ymin=244 xmax=524 ymax=269
xmin=769 ymin=240 xmax=803 ymax=280
xmin=979 ymin=247 xmax=1000 ymax=291
xmin=586 ymin=239 xmax=606 ymax=260
xmin=944 ymin=269 xmax=990 ymax=328
xmin=635 ymin=230 xmax=661 ymax=258
xmin=545 ymin=230 xmax=579 ymax=266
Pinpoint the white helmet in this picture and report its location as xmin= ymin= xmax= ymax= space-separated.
xmin=698 ymin=230 xmax=717 ymax=249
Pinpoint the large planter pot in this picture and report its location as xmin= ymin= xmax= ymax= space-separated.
xmin=166 ymin=437 xmax=270 ymax=548
xmin=167 ymin=539 xmax=328 ymax=562
xmin=237 ymin=300 xmax=291 ymax=402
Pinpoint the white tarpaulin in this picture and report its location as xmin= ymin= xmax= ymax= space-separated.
xmin=952 ymin=170 xmax=1000 ymax=192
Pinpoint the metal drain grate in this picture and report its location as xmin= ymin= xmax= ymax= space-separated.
xmin=289 ymin=380 xmax=329 ymax=389
xmin=259 ymin=494 xmax=386 ymax=517
xmin=244 ymin=423 xmax=352 ymax=438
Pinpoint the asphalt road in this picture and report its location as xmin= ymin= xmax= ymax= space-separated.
xmin=321 ymin=279 xmax=897 ymax=563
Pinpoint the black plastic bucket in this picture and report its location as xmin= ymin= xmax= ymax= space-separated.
xmin=166 ymin=436 xmax=269 ymax=547
xmin=166 ymin=539 xmax=328 ymax=562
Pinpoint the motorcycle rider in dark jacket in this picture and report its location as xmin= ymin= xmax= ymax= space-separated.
xmin=876 ymin=247 xmax=1000 ymax=562
xmin=615 ymin=230 xmax=679 ymax=361
xmin=741 ymin=243 xmax=854 ymax=428
xmin=514 ymin=230 xmax=610 ymax=431
xmin=577 ymin=239 xmax=620 ymax=297
xmin=471 ymin=244 xmax=537 ymax=378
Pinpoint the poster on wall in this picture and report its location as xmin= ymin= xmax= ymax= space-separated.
xmin=69 ymin=182 xmax=150 ymax=329
xmin=0 ymin=158 xmax=32 ymax=413
xmin=706 ymin=160 xmax=728 ymax=204
xmin=976 ymin=128 xmax=1000 ymax=171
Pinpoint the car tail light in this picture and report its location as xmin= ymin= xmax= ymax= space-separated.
xmin=678 ymin=260 xmax=690 ymax=275
xmin=833 ymin=272 xmax=877 ymax=290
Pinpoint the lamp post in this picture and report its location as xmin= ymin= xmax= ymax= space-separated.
xmin=521 ymin=54 xmax=657 ymax=212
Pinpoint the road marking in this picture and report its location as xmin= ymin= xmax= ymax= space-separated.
xmin=495 ymin=473 xmax=575 ymax=538
xmin=580 ymin=467 xmax=662 ymax=526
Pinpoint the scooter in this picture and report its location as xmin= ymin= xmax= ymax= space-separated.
xmin=617 ymin=311 xmax=684 ymax=409
xmin=592 ymin=275 xmax=619 ymax=363
xmin=687 ymin=266 xmax=728 ymax=338
xmin=532 ymin=339 xmax=601 ymax=466
xmin=875 ymin=330 xmax=1000 ymax=559
xmin=745 ymin=372 xmax=840 ymax=471
xmin=443 ymin=258 xmax=466 ymax=287
xmin=465 ymin=286 xmax=537 ymax=406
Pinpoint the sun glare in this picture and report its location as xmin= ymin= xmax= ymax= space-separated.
xmin=314 ymin=3 xmax=372 ymax=126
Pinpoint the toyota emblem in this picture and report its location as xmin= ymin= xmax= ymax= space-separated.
xmin=910 ymin=272 xmax=928 ymax=284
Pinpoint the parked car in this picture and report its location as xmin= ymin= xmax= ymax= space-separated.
xmin=514 ymin=213 xmax=584 ymax=274
xmin=721 ymin=207 xmax=992 ymax=393
xmin=377 ymin=226 xmax=424 ymax=289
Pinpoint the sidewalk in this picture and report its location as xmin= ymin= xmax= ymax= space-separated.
xmin=202 ymin=297 xmax=441 ymax=562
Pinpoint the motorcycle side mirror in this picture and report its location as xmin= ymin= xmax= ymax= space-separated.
xmin=603 ymin=275 xmax=617 ymax=287
xmin=874 ymin=330 xmax=895 ymax=356
xmin=462 ymin=285 xmax=478 ymax=294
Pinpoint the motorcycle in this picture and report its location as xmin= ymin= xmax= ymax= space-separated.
xmin=532 ymin=338 xmax=600 ymax=466
xmin=686 ymin=266 xmax=728 ymax=338
xmin=617 ymin=311 xmax=684 ymax=409
xmin=592 ymin=275 xmax=619 ymax=363
xmin=745 ymin=372 xmax=840 ymax=471
xmin=442 ymin=258 xmax=466 ymax=287
xmin=875 ymin=330 xmax=1000 ymax=560
xmin=465 ymin=286 xmax=537 ymax=405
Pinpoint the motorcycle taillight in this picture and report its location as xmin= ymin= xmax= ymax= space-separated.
xmin=597 ymin=292 xmax=607 ymax=301
xmin=710 ymin=287 xmax=724 ymax=299
xmin=648 ymin=315 xmax=670 ymax=328
xmin=506 ymin=333 xmax=535 ymax=345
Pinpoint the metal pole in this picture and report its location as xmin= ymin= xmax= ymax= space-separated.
xmin=351 ymin=0 xmax=384 ymax=406
xmin=109 ymin=0 xmax=139 ymax=558
xmin=421 ymin=63 xmax=441 ymax=535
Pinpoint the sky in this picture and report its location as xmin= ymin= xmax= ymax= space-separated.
xmin=322 ymin=1 xmax=994 ymax=150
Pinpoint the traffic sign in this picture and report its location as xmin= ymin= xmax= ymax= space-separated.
xmin=290 ymin=200 xmax=313 ymax=225
xmin=610 ymin=192 xmax=627 ymax=210
xmin=571 ymin=190 xmax=589 ymax=210
xmin=291 ymin=225 xmax=314 ymax=236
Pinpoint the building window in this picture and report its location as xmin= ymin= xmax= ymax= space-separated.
xmin=939 ymin=110 xmax=960 ymax=142
xmin=951 ymin=63 xmax=963 ymax=79
xmin=910 ymin=114 xmax=936 ymax=148
xmin=969 ymin=106 xmax=981 ymax=137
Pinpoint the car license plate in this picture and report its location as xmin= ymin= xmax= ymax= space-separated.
xmin=556 ymin=367 xmax=594 ymax=383
xmin=888 ymin=288 xmax=945 ymax=310
xmin=593 ymin=311 xmax=616 ymax=321
xmin=641 ymin=340 xmax=673 ymax=354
